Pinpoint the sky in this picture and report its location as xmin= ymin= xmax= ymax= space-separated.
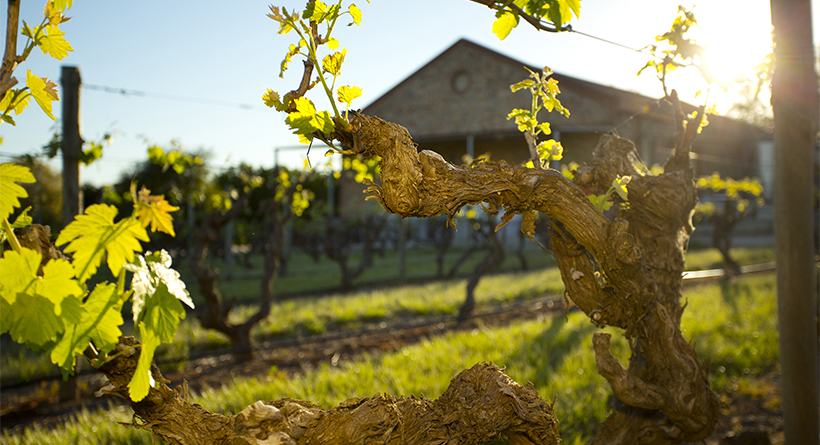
xmin=0 ymin=0 xmax=812 ymax=187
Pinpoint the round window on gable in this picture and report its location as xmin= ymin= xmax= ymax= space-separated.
xmin=451 ymin=70 xmax=471 ymax=94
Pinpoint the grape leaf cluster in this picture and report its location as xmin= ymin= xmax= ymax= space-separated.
xmin=1 ymin=0 xmax=75 ymax=126
xmin=0 ymin=162 xmax=191 ymax=401
xmin=263 ymin=1 xmax=367 ymax=145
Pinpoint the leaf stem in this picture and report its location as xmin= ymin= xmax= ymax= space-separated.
xmin=296 ymin=18 xmax=341 ymax=120
xmin=2 ymin=217 xmax=21 ymax=252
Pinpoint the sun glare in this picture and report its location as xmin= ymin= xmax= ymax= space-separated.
xmin=664 ymin=3 xmax=774 ymax=113
xmin=697 ymin=25 xmax=773 ymax=113
xmin=701 ymin=32 xmax=773 ymax=86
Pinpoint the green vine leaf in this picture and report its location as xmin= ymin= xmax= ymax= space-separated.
xmin=38 ymin=24 xmax=74 ymax=60
xmin=322 ymin=49 xmax=346 ymax=76
xmin=0 ymin=163 xmax=35 ymax=221
xmin=537 ymin=139 xmax=563 ymax=161
xmin=612 ymin=175 xmax=631 ymax=200
xmin=50 ymin=282 xmax=123 ymax=372
xmin=25 ymin=70 xmax=59 ymax=121
xmin=588 ymin=193 xmax=613 ymax=212
xmin=134 ymin=187 xmax=180 ymax=236
xmin=348 ymin=4 xmax=362 ymax=25
xmin=6 ymin=293 xmax=63 ymax=346
xmin=492 ymin=10 xmax=518 ymax=40
xmin=337 ymin=85 xmax=362 ymax=105
xmin=0 ymin=89 xmax=31 ymax=117
xmin=129 ymin=322 xmax=160 ymax=402
xmin=303 ymin=0 xmax=330 ymax=22
xmin=125 ymin=250 xmax=193 ymax=325
xmin=285 ymin=97 xmax=335 ymax=138
xmin=55 ymin=204 xmax=149 ymax=281
xmin=129 ymin=267 xmax=188 ymax=402
xmin=0 ymin=248 xmax=84 ymax=347
xmin=262 ymin=89 xmax=289 ymax=111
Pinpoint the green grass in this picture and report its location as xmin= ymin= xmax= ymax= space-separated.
xmin=3 ymin=271 xmax=779 ymax=444
xmin=683 ymin=246 xmax=775 ymax=271
xmin=179 ymin=246 xmax=558 ymax=304
xmin=0 ymin=245 xmax=774 ymax=386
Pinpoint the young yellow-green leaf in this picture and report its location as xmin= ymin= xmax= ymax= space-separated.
xmin=129 ymin=322 xmax=160 ymax=402
xmin=0 ymin=163 xmax=35 ymax=221
xmin=51 ymin=0 xmax=73 ymax=12
xmin=267 ymin=6 xmax=295 ymax=35
xmin=322 ymin=49 xmax=346 ymax=76
xmin=506 ymin=108 xmax=536 ymax=133
xmin=0 ymin=248 xmax=41 ymax=306
xmin=304 ymin=0 xmax=328 ymax=22
xmin=79 ymin=141 xmax=103 ymax=166
xmin=337 ymin=85 xmax=362 ymax=105
xmin=38 ymin=25 xmax=74 ymax=60
xmin=40 ymin=255 xmax=84 ymax=316
xmin=142 ymin=282 xmax=186 ymax=343
xmin=326 ymin=37 xmax=340 ymax=50
xmin=55 ymin=204 xmax=149 ymax=281
xmin=588 ymin=193 xmax=612 ymax=212
xmin=492 ymin=11 xmax=518 ymax=40
xmin=0 ymin=248 xmax=84 ymax=347
xmin=537 ymin=139 xmax=563 ymax=161
xmin=0 ymin=89 xmax=31 ymax=115
xmin=146 ymin=145 xmax=166 ymax=164
xmin=125 ymin=250 xmax=193 ymax=325
xmin=10 ymin=206 xmax=33 ymax=229
xmin=262 ymin=89 xmax=289 ymax=111
xmin=546 ymin=78 xmax=560 ymax=95
xmin=0 ymin=296 xmax=11 ymax=335
xmin=7 ymin=293 xmax=63 ymax=346
xmin=612 ymin=175 xmax=631 ymax=201
xmin=285 ymin=97 xmax=335 ymax=136
xmin=50 ymin=282 xmax=123 ymax=371
xmin=510 ymin=79 xmax=535 ymax=92
xmin=135 ymin=188 xmax=179 ymax=236
xmin=43 ymin=2 xmax=66 ymax=26
xmin=25 ymin=71 xmax=58 ymax=120
xmin=348 ymin=4 xmax=362 ymax=25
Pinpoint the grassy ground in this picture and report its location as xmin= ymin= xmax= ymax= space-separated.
xmin=2 ymin=270 xmax=779 ymax=444
xmin=180 ymin=243 xmax=775 ymax=304
xmin=0 ymin=246 xmax=774 ymax=385
xmin=0 ymin=245 xmax=774 ymax=385
xmin=180 ymin=245 xmax=559 ymax=302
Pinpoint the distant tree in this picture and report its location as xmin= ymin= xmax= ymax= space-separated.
xmin=13 ymin=155 xmax=62 ymax=229
xmin=456 ymin=213 xmax=505 ymax=321
xmin=109 ymin=142 xmax=211 ymax=252
xmin=694 ymin=174 xmax=765 ymax=276
xmin=324 ymin=214 xmax=387 ymax=292
xmin=192 ymin=165 xmax=314 ymax=360
xmin=425 ymin=215 xmax=455 ymax=278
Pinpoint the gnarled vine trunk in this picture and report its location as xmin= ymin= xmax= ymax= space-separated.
xmin=87 ymin=97 xmax=715 ymax=444
xmin=328 ymin=95 xmax=718 ymax=443
xmin=95 ymin=337 xmax=560 ymax=445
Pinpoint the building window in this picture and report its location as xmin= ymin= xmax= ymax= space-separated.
xmin=451 ymin=70 xmax=471 ymax=94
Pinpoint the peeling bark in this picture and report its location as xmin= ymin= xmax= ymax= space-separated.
xmin=331 ymin=103 xmax=718 ymax=443
xmin=96 ymin=337 xmax=559 ymax=445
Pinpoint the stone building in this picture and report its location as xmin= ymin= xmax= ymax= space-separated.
xmin=339 ymin=39 xmax=772 ymax=232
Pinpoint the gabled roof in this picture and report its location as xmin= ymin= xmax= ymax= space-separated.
xmin=364 ymin=38 xmax=657 ymax=117
xmin=362 ymin=38 xmax=767 ymax=141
